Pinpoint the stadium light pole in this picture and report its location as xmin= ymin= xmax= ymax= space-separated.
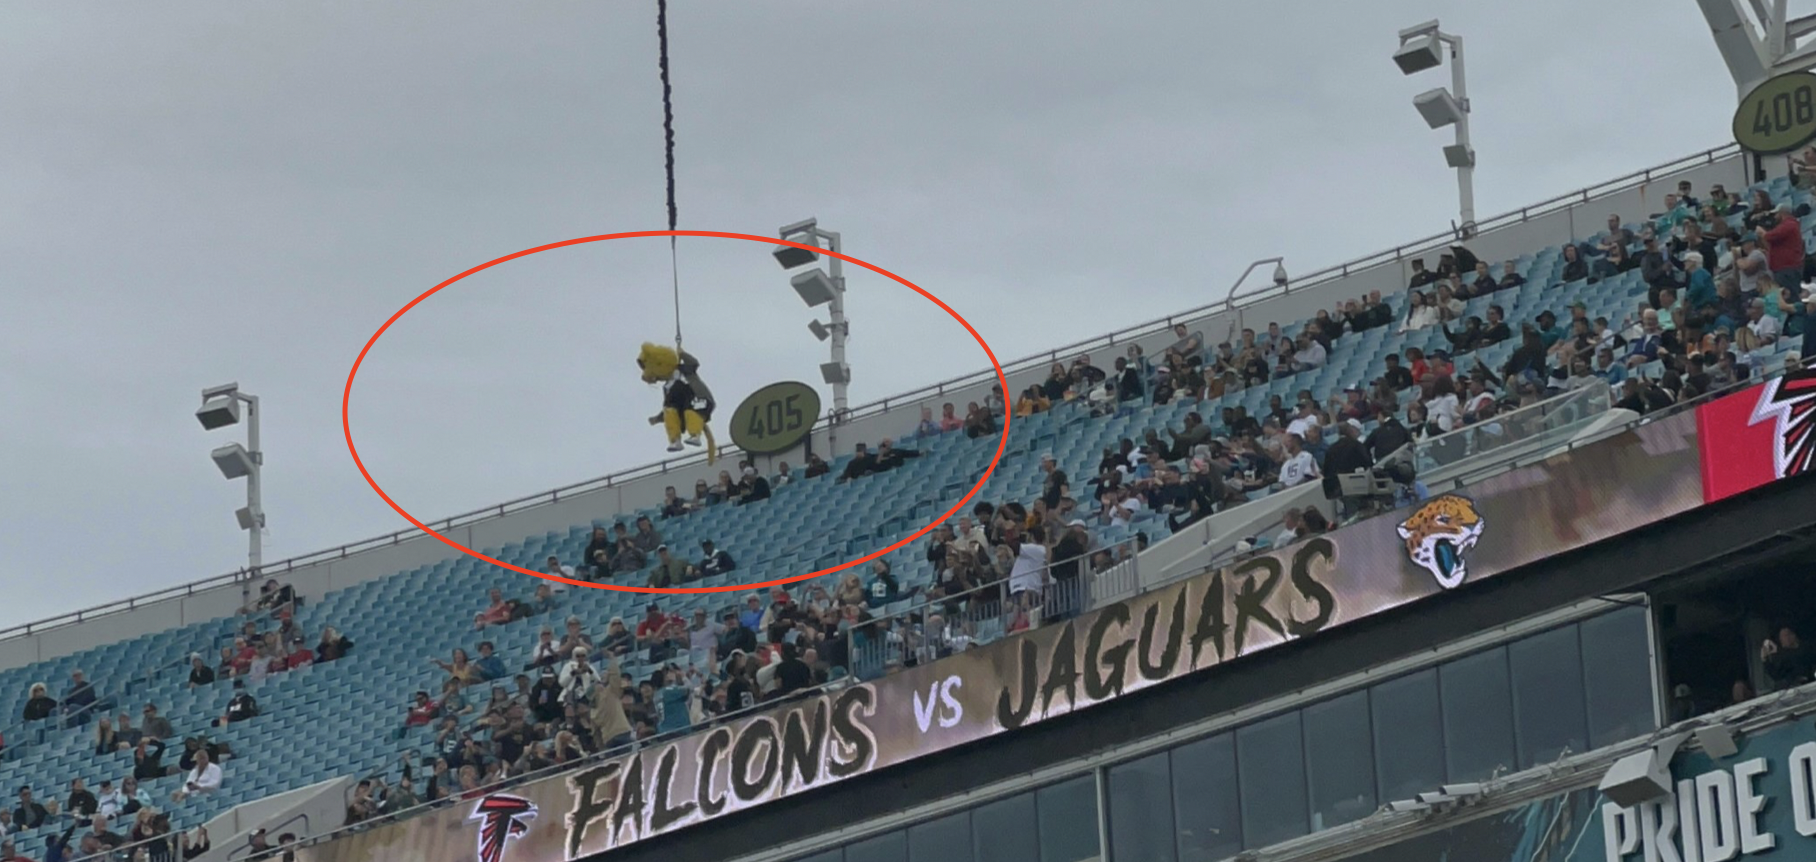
xmin=772 ymin=218 xmax=851 ymax=450
xmin=1225 ymin=256 xmax=1288 ymax=334
xmin=196 ymin=383 xmax=265 ymax=589
xmin=1395 ymin=20 xmax=1478 ymax=239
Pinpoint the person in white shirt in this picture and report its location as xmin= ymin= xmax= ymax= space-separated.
xmin=1109 ymin=490 xmax=1143 ymax=527
xmin=179 ymin=749 xmax=223 ymax=800
xmin=1742 ymin=298 xmax=1781 ymax=352
xmin=557 ymin=649 xmax=598 ymax=705
xmin=1006 ymin=530 xmax=1050 ymax=598
xmin=1293 ymin=334 xmax=1327 ymax=371
xmin=1424 ymin=376 xmax=1463 ymax=433
xmin=1285 ymin=402 xmax=1322 ymax=440
xmin=94 ymin=781 xmax=126 ymax=820
xmin=540 ymin=556 xmax=575 ymax=585
xmin=527 ymin=627 xmax=561 ymax=669
xmin=1401 ymin=292 xmax=1440 ymax=332
xmin=1278 ymin=434 xmax=1320 ymax=488
xmin=1272 ymin=508 xmax=1304 ymax=549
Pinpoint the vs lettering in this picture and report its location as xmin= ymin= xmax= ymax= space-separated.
xmin=913 ymin=676 xmax=963 ymax=733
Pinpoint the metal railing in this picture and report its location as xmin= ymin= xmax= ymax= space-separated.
xmin=1409 ymin=382 xmax=1613 ymax=476
xmin=845 ymin=538 xmax=1140 ymax=679
xmin=0 ymin=142 xmax=1743 ymax=647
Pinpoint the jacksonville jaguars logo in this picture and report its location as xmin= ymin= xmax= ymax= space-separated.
xmin=469 ymin=793 xmax=536 ymax=862
xmin=1395 ymin=495 xmax=1485 ymax=590
xmin=1747 ymin=369 xmax=1816 ymax=481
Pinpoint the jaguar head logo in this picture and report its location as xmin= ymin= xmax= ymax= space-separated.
xmin=1395 ymin=495 xmax=1485 ymax=590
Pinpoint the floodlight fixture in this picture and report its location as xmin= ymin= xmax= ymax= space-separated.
xmin=1413 ymin=88 xmax=1465 ymax=129
xmin=820 ymin=362 xmax=851 ymax=385
xmin=808 ymin=320 xmax=831 ymax=342
xmin=1694 ymin=722 xmax=1740 ymax=759
xmin=196 ymin=396 xmax=241 ymax=431
xmin=1394 ymin=22 xmax=1444 ymax=75
xmin=211 ymin=443 xmax=254 ymax=480
xmin=1599 ymin=732 xmax=1689 ymax=808
xmin=791 ymin=268 xmax=839 ymax=308
xmin=773 ymin=241 xmax=821 ymax=270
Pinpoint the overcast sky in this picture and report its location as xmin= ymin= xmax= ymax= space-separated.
xmin=0 ymin=1 xmax=1751 ymax=628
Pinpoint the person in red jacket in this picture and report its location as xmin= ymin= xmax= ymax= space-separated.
xmin=1762 ymin=203 xmax=1806 ymax=291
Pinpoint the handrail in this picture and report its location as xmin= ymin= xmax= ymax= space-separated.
xmin=0 ymin=141 xmax=1745 ymax=646
xmin=842 ymin=536 xmax=1139 ymax=662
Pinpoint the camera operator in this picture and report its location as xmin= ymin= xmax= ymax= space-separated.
xmin=1320 ymin=421 xmax=1373 ymax=518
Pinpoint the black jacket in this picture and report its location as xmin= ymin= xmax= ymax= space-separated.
xmin=839 ymin=453 xmax=876 ymax=482
xmin=873 ymin=448 xmax=923 ymax=473
xmin=1364 ymin=419 xmax=1412 ymax=463
xmin=1320 ymin=438 xmax=1374 ymax=499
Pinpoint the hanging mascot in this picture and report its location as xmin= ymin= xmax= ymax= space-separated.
xmin=638 ymin=342 xmax=718 ymax=464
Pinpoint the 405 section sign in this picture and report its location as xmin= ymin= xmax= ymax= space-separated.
xmin=728 ymin=381 xmax=820 ymax=456
xmin=1733 ymin=70 xmax=1816 ymax=156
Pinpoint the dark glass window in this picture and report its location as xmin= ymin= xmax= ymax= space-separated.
xmin=908 ymin=811 xmax=973 ymax=862
xmin=1580 ymin=607 xmax=1658 ymax=748
xmin=1440 ymin=646 xmax=1516 ymax=782
xmin=1108 ymin=752 xmax=1175 ymax=862
xmin=1302 ymin=690 xmax=1376 ymax=830
xmin=1236 ymin=711 xmax=1308 ymax=848
xmin=1036 ymin=776 xmax=1101 ymax=862
xmin=1509 ymin=624 xmax=1590 ymax=768
xmin=1170 ymin=733 xmax=1242 ymax=862
xmin=1371 ymin=668 xmax=1446 ymax=802
xmin=973 ymin=792 xmax=1039 ymax=862
xmin=798 ymin=852 xmax=843 ymax=862
xmin=846 ymin=830 xmax=906 ymax=862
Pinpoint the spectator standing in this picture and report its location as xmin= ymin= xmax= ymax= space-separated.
xmin=1763 ymin=627 xmax=1812 ymax=690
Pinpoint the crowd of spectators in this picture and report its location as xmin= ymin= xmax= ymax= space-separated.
xmin=13 ymin=182 xmax=1816 ymax=856
xmin=2 ymin=579 xmax=345 ymax=861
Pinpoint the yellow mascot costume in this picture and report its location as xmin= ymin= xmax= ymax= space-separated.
xmin=638 ymin=342 xmax=718 ymax=464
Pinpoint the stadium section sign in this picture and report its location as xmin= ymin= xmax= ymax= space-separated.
xmin=727 ymin=381 xmax=820 ymax=456
xmin=1733 ymin=71 xmax=1816 ymax=156
xmin=300 ymin=413 xmax=1710 ymax=862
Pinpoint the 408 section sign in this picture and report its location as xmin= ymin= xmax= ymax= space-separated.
xmin=1733 ymin=71 xmax=1816 ymax=156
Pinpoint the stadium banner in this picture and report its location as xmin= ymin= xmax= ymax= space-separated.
xmin=1697 ymin=368 xmax=1816 ymax=504
xmin=298 ymin=413 xmax=1707 ymax=862
xmin=1597 ymin=718 xmax=1816 ymax=862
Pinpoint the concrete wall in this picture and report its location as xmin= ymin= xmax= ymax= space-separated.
xmin=0 ymin=147 xmax=1750 ymax=675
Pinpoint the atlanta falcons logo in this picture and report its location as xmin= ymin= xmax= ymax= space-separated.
xmin=469 ymin=794 xmax=536 ymax=862
xmin=1747 ymin=369 xmax=1816 ymax=481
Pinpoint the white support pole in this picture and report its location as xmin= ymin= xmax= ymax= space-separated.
xmin=244 ymin=393 xmax=263 ymax=576
xmin=1446 ymin=32 xmax=1477 ymax=238
xmin=824 ymin=230 xmax=850 ymax=425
